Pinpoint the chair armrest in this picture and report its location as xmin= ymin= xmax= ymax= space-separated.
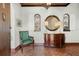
xmin=29 ymin=36 xmax=34 ymax=44
xmin=29 ymin=36 xmax=34 ymax=40
xmin=20 ymin=39 xmax=23 ymax=45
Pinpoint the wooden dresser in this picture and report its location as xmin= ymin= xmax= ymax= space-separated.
xmin=44 ymin=33 xmax=65 ymax=48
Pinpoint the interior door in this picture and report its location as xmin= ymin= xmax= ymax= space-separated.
xmin=0 ymin=3 xmax=10 ymax=56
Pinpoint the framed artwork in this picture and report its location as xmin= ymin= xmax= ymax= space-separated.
xmin=34 ymin=14 xmax=41 ymax=31
xmin=63 ymin=13 xmax=70 ymax=31
xmin=17 ymin=19 xmax=22 ymax=27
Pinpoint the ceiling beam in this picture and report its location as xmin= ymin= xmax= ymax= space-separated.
xmin=21 ymin=3 xmax=70 ymax=7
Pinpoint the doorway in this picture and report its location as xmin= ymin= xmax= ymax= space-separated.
xmin=0 ymin=3 xmax=10 ymax=56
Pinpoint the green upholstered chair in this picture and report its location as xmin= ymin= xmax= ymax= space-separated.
xmin=19 ymin=31 xmax=34 ymax=52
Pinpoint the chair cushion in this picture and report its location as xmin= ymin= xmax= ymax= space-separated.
xmin=22 ymin=39 xmax=33 ymax=45
xmin=19 ymin=31 xmax=34 ymax=45
xmin=20 ymin=31 xmax=29 ymax=40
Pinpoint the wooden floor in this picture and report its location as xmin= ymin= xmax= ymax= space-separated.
xmin=11 ymin=44 xmax=79 ymax=56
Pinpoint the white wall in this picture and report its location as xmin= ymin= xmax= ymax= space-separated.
xmin=11 ymin=3 xmax=79 ymax=49
xmin=21 ymin=7 xmax=65 ymax=43
xmin=21 ymin=3 xmax=79 ymax=44
xmin=11 ymin=3 xmax=21 ymax=49
xmin=64 ymin=4 xmax=79 ymax=43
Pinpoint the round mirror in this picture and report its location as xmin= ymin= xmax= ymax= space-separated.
xmin=45 ymin=15 xmax=61 ymax=31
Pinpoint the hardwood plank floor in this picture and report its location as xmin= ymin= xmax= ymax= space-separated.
xmin=11 ymin=44 xmax=79 ymax=56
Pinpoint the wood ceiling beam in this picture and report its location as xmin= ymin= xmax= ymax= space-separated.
xmin=21 ymin=3 xmax=70 ymax=7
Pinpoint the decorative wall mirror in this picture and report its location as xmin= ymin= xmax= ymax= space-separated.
xmin=63 ymin=13 xmax=70 ymax=31
xmin=45 ymin=15 xmax=61 ymax=31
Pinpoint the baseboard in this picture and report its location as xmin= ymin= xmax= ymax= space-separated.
xmin=34 ymin=43 xmax=44 ymax=46
xmin=34 ymin=43 xmax=79 ymax=46
xmin=34 ymin=43 xmax=79 ymax=45
xmin=65 ymin=43 xmax=79 ymax=45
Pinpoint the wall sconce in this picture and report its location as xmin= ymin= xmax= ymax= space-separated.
xmin=17 ymin=19 xmax=22 ymax=27
xmin=2 ymin=3 xmax=6 ymax=22
xmin=2 ymin=12 xmax=6 ymax=21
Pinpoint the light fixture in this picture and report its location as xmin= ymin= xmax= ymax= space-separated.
xmin=47 ymin=3 xmax=51 ymax=6
xmin=45 ymin=3 xmax=51 ymax=9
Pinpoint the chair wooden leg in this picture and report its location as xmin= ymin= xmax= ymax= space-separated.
xmin=32 ymin=40 xmax=34 ymax=48
xmin=20 ymin=45 xmax=23 ymax=53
